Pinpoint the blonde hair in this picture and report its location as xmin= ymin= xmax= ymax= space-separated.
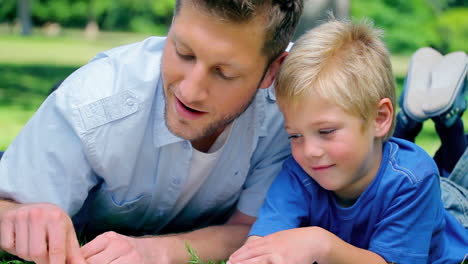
xmin=275 ymin=19 xmax=396 ymax=140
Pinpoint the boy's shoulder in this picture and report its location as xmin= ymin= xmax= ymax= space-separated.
xmin=383 ymin=137 xmax=439 ymax=184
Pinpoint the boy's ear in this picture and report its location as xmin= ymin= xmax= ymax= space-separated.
xmin=374 ymin=98 xmax=394 ymax=137
xmin=259 ymin=51 xmax=288 ymax=89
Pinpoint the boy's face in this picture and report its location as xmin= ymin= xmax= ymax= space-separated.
xmin=280 ymin=95 xmax=383 ymax=202
xmin=161 ymin=1 xmax=278 ymax=144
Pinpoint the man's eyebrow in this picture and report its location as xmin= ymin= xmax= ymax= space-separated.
xmin=171 ymin=33 xmax=190 ymax=50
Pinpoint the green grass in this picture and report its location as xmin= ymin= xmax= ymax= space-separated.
xmin=0 ymin=243 xmax=223 ymax=264
xmin=186 ymin=243 xmax=227 ymax=264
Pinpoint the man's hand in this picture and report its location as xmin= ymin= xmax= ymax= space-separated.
xmin=0 ymin=202 xmax=87 ymax=264
xmin=81 ymin=231 xmax=173 ymax=264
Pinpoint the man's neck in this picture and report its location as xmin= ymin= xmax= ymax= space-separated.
xmin=190 ymin=127 xmax=226 ymax=153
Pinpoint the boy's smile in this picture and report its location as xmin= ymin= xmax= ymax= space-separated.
xmin=280 ymin=94 xmax=384 ymax=203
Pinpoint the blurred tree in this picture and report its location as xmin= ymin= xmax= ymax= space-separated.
xmin=0 ymin=0 xmax=16 ymax=25
xmin=352 ymin=0 xmax=440 ymax=54
xmin=27 ymin=0 xmax=172 ymax=34
xmin=293 ymin=0 xmax=349 ymax=40
xmin=18 ymin=0 xmax=32 ymax=35
xmin=436 ymin=8 xmax=468 ymax=53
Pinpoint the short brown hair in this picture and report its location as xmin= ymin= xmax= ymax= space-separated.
xmin=275 ymin=19 xmax=396 ymax=140
xmin=175 ymin=0 xmax=304 ymax=62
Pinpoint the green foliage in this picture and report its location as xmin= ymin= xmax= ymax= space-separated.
xmin=186 ymin=242 xmax=227 ymax=264
xmin=0 ymin=0 xmax=15 ymax=23
xmin=435 ymin=8 xmax=468 ymax=53
xmin=0 ymin=0 xmax=173 ymax=34
xmin=352 ymin=0 xmax=468 ymax=54
xmin=352 ymin=0 xmax=441 ymax=54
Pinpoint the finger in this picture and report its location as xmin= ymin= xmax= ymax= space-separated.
xmin=230 ymin=243 xmax=269 ymax=263
xmin=80 ymin=234 xmax=108 ymax=259
xmin=230 ymin=254 xmax=271 ymax=264
xmin=66 ymin=223 xmax=88 ymax=264
xmin=0 ymin=214 xmax=16 ymax=255
xmin=46 ymin=216 xmax=66 ymax=264
xmin=106 ymin=251 xmax=139 ymax=264
xmin=14 ymin=210 xmax=29 ymax=259
xmin=230 ymin=239 xmax=262 ymax=258
xmin=85 ymin=245 xmax=120 ymax=264
xmin=28 ymin=210 xmax=48 ymax=264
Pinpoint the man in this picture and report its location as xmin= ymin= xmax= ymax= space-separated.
xmin=0 ymin=0 xmax=304 ymax=263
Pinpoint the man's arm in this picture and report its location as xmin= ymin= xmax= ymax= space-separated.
xmin=80 ymin=210 xmax=255 ymax=264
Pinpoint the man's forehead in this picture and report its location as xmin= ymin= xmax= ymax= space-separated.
xmin=169 ymin=11 xmax=268 ymax=69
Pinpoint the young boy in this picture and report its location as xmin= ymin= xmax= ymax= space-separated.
xmin=228 ymin=19 xmax=468 ymax=264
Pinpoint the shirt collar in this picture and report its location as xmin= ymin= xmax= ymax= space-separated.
xmin=153 ymin=77 xmax=185 ymax=148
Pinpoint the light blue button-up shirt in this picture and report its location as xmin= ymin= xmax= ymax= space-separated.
xmin=0 ymin=37 xmax=291 ymax=235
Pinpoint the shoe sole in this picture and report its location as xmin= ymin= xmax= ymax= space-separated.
xmin=402 ymin=47 xmax=443 ymax=121
xmin=423 ymin=51 xmax=467 ymax=117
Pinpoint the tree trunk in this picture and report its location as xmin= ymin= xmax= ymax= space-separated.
xmin=84 ymin=0 xmax=99 ymax=39
xmin=17 ymin=0 xmax=32 ymax=36
xmin=333 ymin=0 xmax=350 ymax=20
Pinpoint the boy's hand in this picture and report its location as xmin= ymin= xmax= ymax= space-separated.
xmin=228 ymin=227 xmax=328 ymax=264
xmin=0 ymin=202 xmax=87 ymax=264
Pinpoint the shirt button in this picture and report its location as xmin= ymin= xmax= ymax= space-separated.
xmin=126 ymin=98 xmax=135 ymax=106
xmin=182 ymin=141 xmax=190 ymax=149
xmin=172 ymin=178 xmax=181 ymax=185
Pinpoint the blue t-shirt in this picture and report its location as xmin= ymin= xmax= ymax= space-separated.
xmin=250 ymin=138 xmax=468 ymax=264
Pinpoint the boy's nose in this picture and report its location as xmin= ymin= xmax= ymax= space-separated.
xmin=303 ymin=140 xmax=324 ymax=158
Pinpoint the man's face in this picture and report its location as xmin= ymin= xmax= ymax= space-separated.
xmin=161 ymin=2 xmax=271 ymax=143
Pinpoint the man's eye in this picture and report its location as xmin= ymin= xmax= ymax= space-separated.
xmin=319 ymin=129 xmax=336 ymax=135
xmin=176 ymin=50 xmax=195 ymax=61
xmin=214 ymin=67 xmax=235 ymax=80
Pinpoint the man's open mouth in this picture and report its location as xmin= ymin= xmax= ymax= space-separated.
xmin=175 ymin=97 xmax=206 ymax=120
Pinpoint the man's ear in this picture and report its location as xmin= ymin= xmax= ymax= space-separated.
xmin=259 ymin=51 xmax=288 ymax=89
xmin=374 ymin=98 xmax=394 ymax=137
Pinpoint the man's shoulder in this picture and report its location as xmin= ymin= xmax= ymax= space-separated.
xmin=90 ymin=36 xmax=166 ymax=63
xmin=53 ymin=37 xmax=166 ymax=134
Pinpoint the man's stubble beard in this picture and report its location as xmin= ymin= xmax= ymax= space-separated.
xmin=161 ymin=55 xmax=271 ymax=142
xmin=163 ymin=83 xmax=258 ymax=142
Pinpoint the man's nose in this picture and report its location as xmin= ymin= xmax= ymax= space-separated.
xmin=178 ymin=63 xmax=209 ymax=103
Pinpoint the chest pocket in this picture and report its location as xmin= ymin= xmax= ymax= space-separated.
xmin=74 ymin=187 xmax=152 ymax=237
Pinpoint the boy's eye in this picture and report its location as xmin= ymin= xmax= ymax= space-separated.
xmin=287 ymin=134 xmax=303 ymax=140
xmin=319 ymin=129 xmax=336 ymax=135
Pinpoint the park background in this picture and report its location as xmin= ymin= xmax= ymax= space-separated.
xmin=0 ymin=0 xmax=467 ymax=263
xmin=0 ymin=0 xmax=468 ymax=157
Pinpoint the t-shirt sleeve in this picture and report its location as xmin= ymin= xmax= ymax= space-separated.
xmin=369 ymin=173 xmax=441 ymax=264
xmin=248 ymin=159 xmax=310 ymax=237
xmin=236 ymin=105 xmax=291 ymax=217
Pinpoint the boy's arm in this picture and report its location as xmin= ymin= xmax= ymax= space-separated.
xmin=228 ymin=226 xmax=388 ymax=264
